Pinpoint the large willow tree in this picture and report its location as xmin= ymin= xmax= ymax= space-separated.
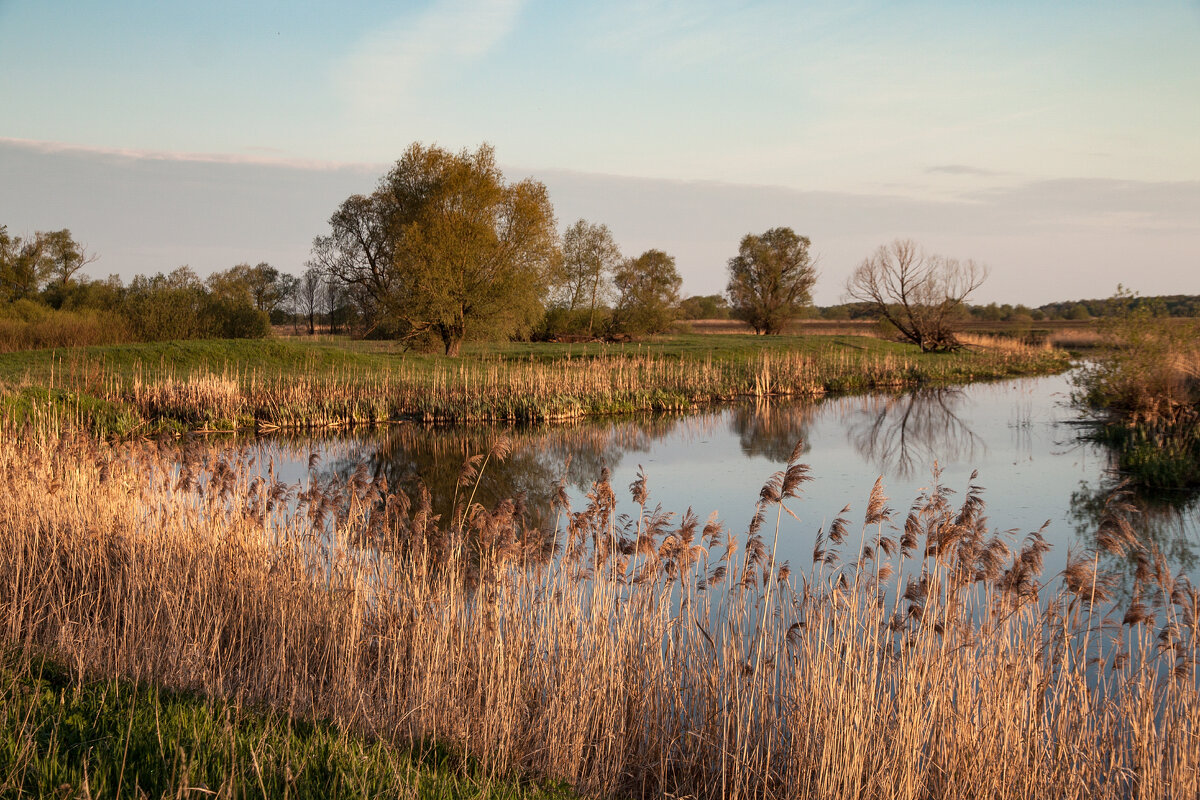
xmin=726 ymin=227 xmax=817 ymax=335
xmin=310 ymin=143 xmax=559 ymax=355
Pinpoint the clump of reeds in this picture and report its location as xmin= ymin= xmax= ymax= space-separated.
xmin=1 ymin=425 xmax=1194 ymax=799
xmin=11 ymin=338 xmax=1070 ymax=436
xmin=1074 ymin=314 xmax=1200 ymax=488
xmin=957 ymin=331 xmax=1053 ymax=357
xmin=132 ymin=372 xmax=243 ymax=427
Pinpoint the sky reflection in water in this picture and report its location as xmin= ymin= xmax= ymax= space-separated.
xmin=257 ymin=371 xmax=1198 ymax=586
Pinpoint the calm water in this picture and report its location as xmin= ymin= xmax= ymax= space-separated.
xmin=252 ymin=371 xmax=1199 ymax=587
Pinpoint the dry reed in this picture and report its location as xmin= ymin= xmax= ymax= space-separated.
xmin=1 ymin=426 xmax=1195 ymax=799
xmin=9 ymin=341 xmax=1070 ymax=434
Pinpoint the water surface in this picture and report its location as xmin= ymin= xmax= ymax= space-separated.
xmin=254 ymin=371 xmax=1200 ymax=587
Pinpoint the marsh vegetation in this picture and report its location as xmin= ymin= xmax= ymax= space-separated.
xmin=0 ymin=333 xmax=1068 ymax=436
xmin=1 ymin=402 xmax=1197 ymax=798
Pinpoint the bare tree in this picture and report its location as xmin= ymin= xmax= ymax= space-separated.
xmin=845 ymin=239 xmax=987 ymax=352
xmin=299 ymin=267 xmax=322 ymax=334
xmin=321 ymin=273 xmax=344 ymax=334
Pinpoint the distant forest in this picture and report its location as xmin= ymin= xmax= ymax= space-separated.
xmin=817 ymin=294 xmax=1200 ymax=322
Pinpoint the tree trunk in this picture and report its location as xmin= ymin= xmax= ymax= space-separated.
xmin=440 ymin=322 xmax=464 ymax=356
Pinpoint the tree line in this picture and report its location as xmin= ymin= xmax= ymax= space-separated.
xmin=6 ymin=141 xmax=1029 ymax=355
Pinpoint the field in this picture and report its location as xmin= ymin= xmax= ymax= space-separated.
xmin=0 ymin=332 xmax=1069 ymax=435
xmin=683 ymin=317 xmax=1117 ymax=349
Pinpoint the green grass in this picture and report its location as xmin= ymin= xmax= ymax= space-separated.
xmin=0 ymin=334 xmax=1057 ymax=382
xmin=0 ymin=651 xmax=573 ymax=800
xmin=0 ymin=334 xmax=1071 ymax=436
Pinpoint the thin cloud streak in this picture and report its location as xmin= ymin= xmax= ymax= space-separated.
xmin=926 ymin=165 xmax=1003 ymax=177
xmin=0 ymin=137 xmax=385 ymax=173
xmin=338 ymin=0 xmax=526 ymax=112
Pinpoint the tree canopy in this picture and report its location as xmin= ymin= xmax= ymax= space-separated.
xmin=552 ymin=219 xmax=622 ymax=336
xmin=726 ymin=227 xmax=817 ymax=335
xmin=310 ymin=143 xmax=559 ymax=355
xmin=612 ymin=249 xmax=682 ymax=336
xmin=0 ymin=227 xmax=95 ymax=303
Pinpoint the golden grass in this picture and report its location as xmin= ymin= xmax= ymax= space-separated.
xmin=6 ymin=338 xmax=1070 ymax=435
xmin=0 ymin=309 xmax=131 ymax=352
xmin=1 ymin=427 xmax=1196 ymax=799
xmin=956 ymin=332 xmax=1055 ymax=358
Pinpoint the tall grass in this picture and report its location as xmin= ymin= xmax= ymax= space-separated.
xmin=2 ymin=336 xmax=1070 ymax=435
xmin=1075 ymin=314 xmax=1200 ymax=488
xmin=1 ymin=425 xmax=1195 ymax=799
xmin=0 ymin=306 xmax=131 ymax=352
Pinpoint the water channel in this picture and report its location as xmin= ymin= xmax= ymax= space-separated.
xmin=248 ymin=370 xmax=1199 ymax=589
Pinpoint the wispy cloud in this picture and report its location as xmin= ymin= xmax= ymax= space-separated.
xmin=339 ymin=0 xmax=525 ymax=112
xmin=0 ymin=137 xmax=382 ymax=172
xmin=925 ymin=164 xmax=1003 ymax=177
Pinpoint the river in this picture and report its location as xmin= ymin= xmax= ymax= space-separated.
xmin=244 ymin=370 xmax=1199 ymax=589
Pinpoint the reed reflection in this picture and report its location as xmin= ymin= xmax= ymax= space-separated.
xmin=842 ymin=388 xmax=985 ymax=479
xmin=1070 ymin=478 xmax=1200 ymax=597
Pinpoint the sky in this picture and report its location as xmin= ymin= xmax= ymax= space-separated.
xmin=1 ymin=0 xmax=1198 ymax=305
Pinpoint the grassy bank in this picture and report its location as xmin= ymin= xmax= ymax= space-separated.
xmin=0 ymin=333 xmax=1069 ymax=435
xmin=1 ymin=426 xmax=1195 ymax=799
xmin=1 ymin=652 xmax=563 ymax=799
xmin=1074 ymin=316 xmax=1200 ymax=488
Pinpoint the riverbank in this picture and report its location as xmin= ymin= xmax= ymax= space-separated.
xmin=1072 ymin=317 xmax=1200 ymax=489
xmin=0 ymin=425 xmax=1194 ymax=799
xmin=0 ymin=334 xmax=1070 ymax=435
xmin=0 ymin=650 xmax=568 ymax=799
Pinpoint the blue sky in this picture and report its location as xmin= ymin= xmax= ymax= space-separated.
xmin=2 ymin=0 xmax=1198 ymax=303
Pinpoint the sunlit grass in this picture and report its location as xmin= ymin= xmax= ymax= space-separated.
xmin=0 ymin=335 xmax=1070 ymax=435
xmin=0 ymin=651 xmax=570 ymax=800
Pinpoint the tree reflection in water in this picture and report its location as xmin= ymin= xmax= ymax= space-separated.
xmin=842 ymin=388 xmax=985 ymax=479
xmin=313 ymin=415 xmax=688 ymax=527
xmin=730 ymin=399 xmax=818 ymax=462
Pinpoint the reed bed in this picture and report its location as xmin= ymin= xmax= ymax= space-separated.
xmin=1 ymin=426 xmax=1195 ymax=799
xmin=5 ymin=339 xmax=1069 ymax=435
xmin=1075 ymin=317 xmax=1200 ymax=488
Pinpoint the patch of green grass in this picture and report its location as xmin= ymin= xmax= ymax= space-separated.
xmin=0 ymin=651 xmax=573 ymax=800
xmin=0 ymin=387 xmax=141 ymax=437
xmin=1090 ymin=420 xmax=1200 ymax=490
xmin=0 ymin=334 xmax=1070 ymax=433
xmin=0 ymin=339 xmax=407 ymax=385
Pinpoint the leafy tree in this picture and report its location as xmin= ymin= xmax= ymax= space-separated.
xmin=274 ymin=272 xmax=300 ymax=327
xmin=726 ymin=227 xmax=817 ymax=334
xmin=125 ymin=267 xmax=267 ymax=341
xmin=206 ymin=265 xmax=254 ymax=307
xmin=206 ymin=262 xmax=290 ymax=318
xmin=244 ymin=262 xmax=289 ymax=317
xmin=0 ymin=226 xmax=95 ymax=303
xmin=124 ymin=268 xmax=209 ymax=340
xmin=845 ymin=239 xmax=987 ymax=352
xmin=678 ymin=294 xmax=731 ymax=320
xmin=311 ymin=143 xmax=559 ymax=355
xmin=552 ymin=219 xmax=622 ymax=335
xmin=611 ymin=249 xmax=682 ymax=336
